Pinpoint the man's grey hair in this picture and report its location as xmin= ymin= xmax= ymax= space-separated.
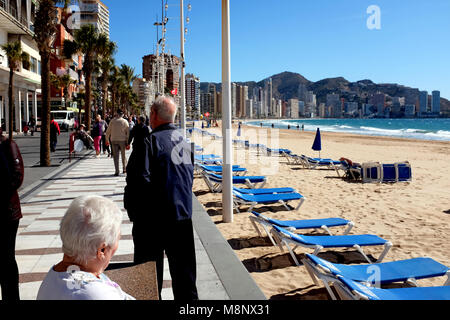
xmin=151 ymin=95 xmax=177 ymax=123
xmin=60 ymin=195 xmax=122 ymax=265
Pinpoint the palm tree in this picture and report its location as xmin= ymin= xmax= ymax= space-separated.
xmin=96 ymin=40 xmax=117 ymax=116
xmin=64 ymin=25 xmax=108 ymax=131
xmin=1 ymin=41 xmax=29 ymax=141
xmin=33 ymin=0 xmax=70 ymax=166
xmin=108 ymin=66 xmax=124 ymax=112
xmin=50 ymin=72 xmax=76 ymax=109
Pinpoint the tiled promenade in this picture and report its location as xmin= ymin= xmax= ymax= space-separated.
xmin=6 ymin=150 xmax=233 ymax=300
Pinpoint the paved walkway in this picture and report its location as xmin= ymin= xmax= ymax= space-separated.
xmin=5 ymin=150 xmax=233 ymax=300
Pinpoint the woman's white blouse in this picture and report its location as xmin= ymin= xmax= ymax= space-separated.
xmin=37 ymin=266 xmax=135 ymax=300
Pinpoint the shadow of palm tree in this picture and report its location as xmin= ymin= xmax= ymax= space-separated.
xmin=270 ymin=286 xmax=331 ymax=300
xmin=228 ymin=236 xmax=273 ymax=250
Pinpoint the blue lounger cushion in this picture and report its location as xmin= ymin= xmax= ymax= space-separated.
xmin=273 ymin=225 xmax=387 ymax=247
xmin=233 ymin=191 xmax=303 ymax=204
xmin=305 ymin=254 xmax=449 ymax=284
xmin=201 ymin=165 xmax=246 ymax=173
xmin=208 ymin=173 xmax=266 ymax=183
xmin=233 ymin=187 xmax=296 ymax=194
xmin=251 ymin=212 xmax=350 ymax=230
xmin=338 ymin=276 xmax=450 ymax=300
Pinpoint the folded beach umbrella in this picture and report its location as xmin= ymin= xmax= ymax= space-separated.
xmin=312 ymin=128 xmax=322 ymax=158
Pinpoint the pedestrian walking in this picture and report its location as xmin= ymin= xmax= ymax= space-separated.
xmin=91 ymin=115 xmax=104 ymax=157
xmin=29 ymin=115 xmax=36 ymax=136
xmin=0 ymin=127 xmax=24 ymax=301
xmin=128 ymin=116 xmax=150 ymax=148
xmin=105 ymin=109 xmax=129 ymax=176
xmin=101 ymin=118 xmax=110 ymax=157
xmin=124 ymin=96 xmax=198 ymax=300
xmin=50 ymin=115 xmax=61 ymax=152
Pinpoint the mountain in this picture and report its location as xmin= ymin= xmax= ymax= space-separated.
xmin=200 ymin=72 xmax=450 ymax=116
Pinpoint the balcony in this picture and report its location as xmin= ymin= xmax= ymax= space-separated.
xmin=0 ymin=0 xmax=33 ymax=35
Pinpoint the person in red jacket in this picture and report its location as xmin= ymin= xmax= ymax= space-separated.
xmin=50 ymin=115 xmax=61 ymax=152
xmin=0 ymin=127 xmax=24 ymax=301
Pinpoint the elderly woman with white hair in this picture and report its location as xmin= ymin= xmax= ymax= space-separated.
xmin=37 ymin=195 xmax=134 ymax=300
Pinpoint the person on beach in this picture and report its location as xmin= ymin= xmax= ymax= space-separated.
xmin=125 ymin=96 xmax=198 ymax=300
xmin=37 ymin=195 xmax=135 ymax=300
xmin=0 ymin=127 xmax=24 ymax=301
xmin=50 ymin=115 xmax=61 ymax=152
xmin=91 ymin=115 xmax=104 ymax=157
xmin=105 ymin=109 xmax=129 ymax=176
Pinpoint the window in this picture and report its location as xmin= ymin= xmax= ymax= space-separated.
xmin=30 ymin=57 xmax=38 ymax=73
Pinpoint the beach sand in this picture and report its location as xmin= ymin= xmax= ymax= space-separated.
xmin=191 ymin=122 xmax=450 ymax=300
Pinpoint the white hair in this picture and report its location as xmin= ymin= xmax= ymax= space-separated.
xmin=152 ymin=95 xmax=177 ymax=122
xmin=60 ymin=195 xmax=122 ymax=265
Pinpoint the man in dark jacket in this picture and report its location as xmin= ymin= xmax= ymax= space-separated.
xmin=128 ymin=116 xmax=151 ymax=148
xmin=0 ymin=127 xmax=24 ymax=301
xmin=125 ymin=96 xmax=197 ymax=300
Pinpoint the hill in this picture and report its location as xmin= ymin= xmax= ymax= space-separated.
xmin=200 ymin=72 xmax=450 ymax=116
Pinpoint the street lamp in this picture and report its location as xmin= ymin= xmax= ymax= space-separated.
xmin=180 ymin=0 xmax=186 ymax=137
xmin=222 ymin=0 xmax=233 ymax=223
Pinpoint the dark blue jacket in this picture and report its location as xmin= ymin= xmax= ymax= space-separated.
xmin=125 ymin=123 xmax=193 ymax=223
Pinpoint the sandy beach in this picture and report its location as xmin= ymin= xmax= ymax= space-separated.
xmin=191 ymin=122 xmax=450 ymax=300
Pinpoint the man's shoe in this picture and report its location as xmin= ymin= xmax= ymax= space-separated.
xmin=114 ymin=172 xmax=119 ymax=176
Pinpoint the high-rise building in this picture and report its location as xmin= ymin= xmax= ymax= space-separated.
xmin=200 ymin=92 xmax=212 ymax=115
xmin=419 ymin=91 xmax=428 ymax=115
xmin=288 ymin=99 xmax=299 ymax=118
xmin=132 ymin=78 xmax=154 ymax=115
xmin=0 ymin=0 xmax=41 ymax=133
xmin=79 ymin=0 xmax=110 ymax=37
xmin=369 ymin=93 xmax=386 ymax=117
xmin=185 ymin=73 xmax=200 ymax=116
xmin=431 ymin=90 xmax=440 ymax=114
xmin=264 ymin=78 xmax=272 ymax=116
xmin=326 ymin=93 xmax=341 ymax=118
xmin=142 ymin=53 xmax=181 ymax=97
xmin=51 ymin=8 xmax=83 ymax=110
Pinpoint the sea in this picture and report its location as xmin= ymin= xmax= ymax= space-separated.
xmin=246 ymin=118 xmax=450 ymax=142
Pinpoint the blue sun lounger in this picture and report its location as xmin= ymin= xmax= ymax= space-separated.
xmin=232 ymin=190 xmax=305 ymax=213
xmin=271 ymin=225 xmax=392 ymax=266
xmin=249 ymin=212 xmax=354 ymax=246
xmin=196 ymin=164 xmax=247 ymax=176
xmin=233 ymin=187 xmax=296 ymax=195
xmin=302 ymin=253 xmax=450 ymax=300
xmin=202 ymin=171 xmax=267 ymax=193
xmin=334 ymin=276 xmax=450 ymax=300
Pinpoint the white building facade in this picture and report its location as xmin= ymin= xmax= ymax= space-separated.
xmin=0 ymin=0 xmax=41 ymax=133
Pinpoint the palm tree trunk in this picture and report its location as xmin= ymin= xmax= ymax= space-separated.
xmin=85 ymin=70 xmax=92 ymax=131
xmin=40 ymin=52 xmax=51 ymax=167
xmin=8 ymin=68 xmax=14 ymax=140
xmin=102 ymin=80 xmax=108 ymax=116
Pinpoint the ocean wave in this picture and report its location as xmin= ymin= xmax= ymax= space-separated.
xmin=244 ymin=120 xmax=450 ymax=141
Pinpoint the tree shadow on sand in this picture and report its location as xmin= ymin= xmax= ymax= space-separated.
xmin=242 ymin=250 xmax=378 ymax=274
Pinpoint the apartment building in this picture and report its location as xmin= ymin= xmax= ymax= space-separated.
xmin=79 ymin=0 xmax=110 ymax=37
xmin=0 ymin=0 xmax=41 ymax=133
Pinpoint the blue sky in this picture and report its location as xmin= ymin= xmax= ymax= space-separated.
xmin=108 ymin=0 xmax=450 ymax=99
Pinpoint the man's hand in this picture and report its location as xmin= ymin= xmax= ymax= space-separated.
xmin=126 ymin=144 xmax=130 ymax=150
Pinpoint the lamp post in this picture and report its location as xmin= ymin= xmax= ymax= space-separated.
xmin=222 ymin=0 xmax=233 ymax=223
xmin=180 ymin=0 xmax=186 ymax=137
